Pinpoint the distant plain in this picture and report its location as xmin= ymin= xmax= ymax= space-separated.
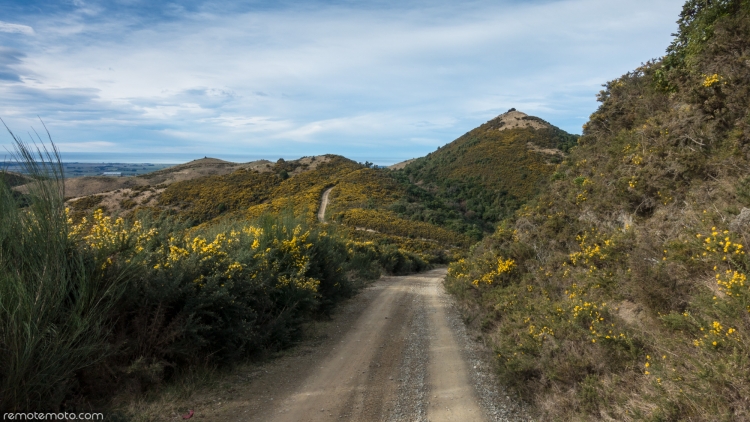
xmin=1 ymin=161 xmax=175 ymax=178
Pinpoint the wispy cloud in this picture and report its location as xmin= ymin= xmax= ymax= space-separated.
xmin=0 ymin=21 xmax=34 ymax=36
xmin=55 ymin=140 xmax=116 ymax=151
xmin=0 ymin=0 xmax=685 ymax=164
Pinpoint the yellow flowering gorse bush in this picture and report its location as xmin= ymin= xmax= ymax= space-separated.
xmin=702 ymin=73 xmax=723 ymax=87
xmin=67 ymin=208 xmax=158 ymax=268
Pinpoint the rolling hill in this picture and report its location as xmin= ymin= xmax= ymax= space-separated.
xmin=390 ymin=109 xmax=578 ymax=237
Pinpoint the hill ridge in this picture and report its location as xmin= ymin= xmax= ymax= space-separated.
xmin=483 ymin=108 xmax=552 ymax=131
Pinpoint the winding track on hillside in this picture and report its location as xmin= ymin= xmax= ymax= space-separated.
xmin=194 ymin=269 xmax=531 ymax=421
xmin=318 ymin=187 xmax=334 ymax=223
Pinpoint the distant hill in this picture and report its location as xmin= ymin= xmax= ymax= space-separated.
xmin=391 ymin=109 xmax=578 ymax=236
xmin=388 ymin=158 xmax=417 ymax=170
xmin=0 ymin=171 xmax=32 ymax=188
xmin=60 ymin=156 xmax=335 ymax=218
xmin=61 ymin=157 xmax=273 ymax=199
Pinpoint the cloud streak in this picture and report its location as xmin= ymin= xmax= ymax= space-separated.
xmin=0 ymin=21 xmax=34 ymax=36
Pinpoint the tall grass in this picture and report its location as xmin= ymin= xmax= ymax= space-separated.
xmin=0 ymin=129 xmax=126 ymax=411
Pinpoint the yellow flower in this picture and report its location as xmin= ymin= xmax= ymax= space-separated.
xmin=702 ymin=73 xmax=721 ymax=87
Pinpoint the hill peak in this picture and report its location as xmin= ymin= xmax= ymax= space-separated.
xmin=485 ymin=109 xmax=551 ymax=131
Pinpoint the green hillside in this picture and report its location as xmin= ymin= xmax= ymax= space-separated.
xmin=447 ymin=1 xmax=750 ymax=419
xmin=156 ymin=155 xmax=360 ymax=224
xmin=123 ymin=154 xmax=464 ymax=265
xmin=392 ymin=110 xmax=578 ymax=237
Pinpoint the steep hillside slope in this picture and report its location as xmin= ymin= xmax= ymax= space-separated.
xmin=392 ymin=110 xmax=577 ymax=236
xmin=447 ymin=1 xmax=750 ymax=419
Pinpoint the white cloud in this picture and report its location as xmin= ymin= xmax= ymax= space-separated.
xmin=0 ymin=21 xmax=34 ymax=36
xmin=207 ymin=115 xmax=294 ymax=132
xmin=55 ymin=141 xmax=116 ymax=151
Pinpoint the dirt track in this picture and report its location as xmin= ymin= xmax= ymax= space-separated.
xmin=197 ymin=269 xmax=530 ymax=421
xmin=317 ymin=187 xmax=333 ymax=222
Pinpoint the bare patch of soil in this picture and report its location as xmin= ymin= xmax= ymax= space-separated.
xmin=388 ymin=159 xmax=417 ymax=170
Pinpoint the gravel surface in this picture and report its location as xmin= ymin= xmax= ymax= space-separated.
xmin=387 ymin=279 xmax=428 ymax=422
xmin=185 ymin=269 xmax=532 ymax=421
xmin=436 ymin=279 xmax=533 ymax=421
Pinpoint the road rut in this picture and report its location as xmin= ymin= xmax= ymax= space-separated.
xmin=198 ymin=269 xmax=530 ymax=421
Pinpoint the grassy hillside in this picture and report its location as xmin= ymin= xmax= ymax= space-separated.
xmin=64 ymin=153 xmax=462 ymax=266
xmin=393 ymin=110 xmax=578 ymax=236
xmin=137 ymin=153 xmax=480 ymax=264
xmin=447 ymin=1 xmax=750 ymax=419
xmin=155 ymin=155 xmax=355 ymax=225
xmin=244 ymin=155 xmax=362 ymax=221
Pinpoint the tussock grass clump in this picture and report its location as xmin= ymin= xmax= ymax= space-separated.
xmin=0 ymin=134 xmax=127 ymax=412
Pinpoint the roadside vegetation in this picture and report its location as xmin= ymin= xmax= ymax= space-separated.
xmin=336 ymin=208 xmax=471 ymax=248
xmin=446 ymin=1 xmax=750 ymax=419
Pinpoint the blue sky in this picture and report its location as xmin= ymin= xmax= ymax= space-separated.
xmin=0 ymin=0 xmax=684 ymax=164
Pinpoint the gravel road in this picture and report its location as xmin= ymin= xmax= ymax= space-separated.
xmin=317 ymin=187 xmax=333 ymax=222
xmin=199 ymin=269 xmax=531 ymax=421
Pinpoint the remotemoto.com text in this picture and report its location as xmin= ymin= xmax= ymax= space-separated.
xmin=4 ymin=413 xmax=103 ymax=420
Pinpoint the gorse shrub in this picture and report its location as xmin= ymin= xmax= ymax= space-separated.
xmin=336 ymin=208 xmax=471 ymax=247
xmin=345 ymin=227 xmax=454 ymax=266
xmin=446 ymin=1 xmax=750 ymax=419
xmin=69 ymin=211 xmax=398 ymax=397
xmin=99 ymin=214 xmax=353 ymax=366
